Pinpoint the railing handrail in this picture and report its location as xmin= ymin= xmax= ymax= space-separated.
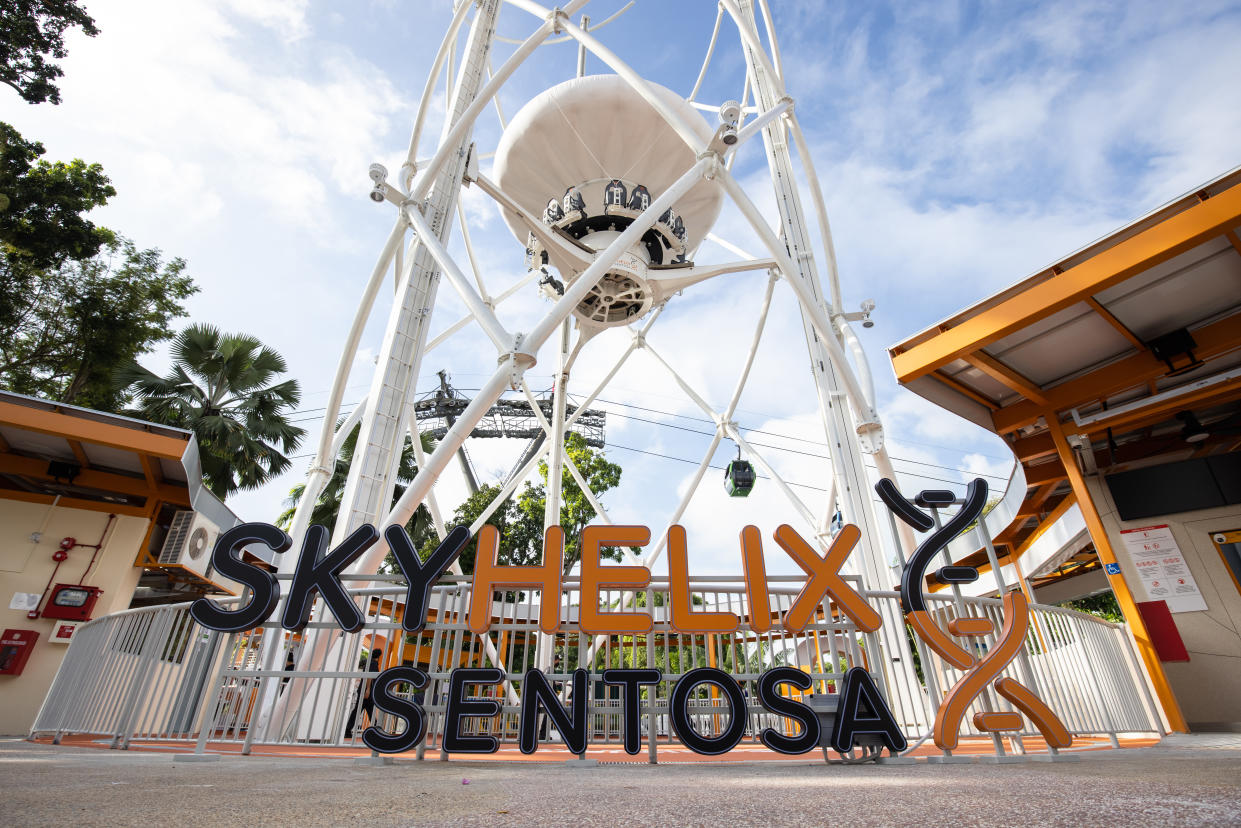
xmin=34 ymin=573 xmax=1157 ymax=758
xmin=93 ymin=580 xmax=1126 ymax=630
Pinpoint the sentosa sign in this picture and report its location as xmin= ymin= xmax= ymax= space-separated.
xmin=189 ymin=478 xmax=1072 ymax=757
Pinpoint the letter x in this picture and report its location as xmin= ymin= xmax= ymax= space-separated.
xmin=775 ymin=524 xmax=881 ymax=634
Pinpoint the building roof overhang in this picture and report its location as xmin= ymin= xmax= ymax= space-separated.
xmin=0 ymin=391 xmax=267 ymax=595
xmin=889 ymin=167 xmax=1241 ymax=575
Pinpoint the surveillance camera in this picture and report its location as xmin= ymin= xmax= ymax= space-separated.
xmin=859 ymin=299 xmax=875 ymax=327
xmin=1216 ymin=533 xmax=1229 ymax=545
xmin=369 ymin=184 xmax=386 ymax=203
xmin=368 ymin=163 xmax=388 ymax=184
xmin=718 ymin=100 xmax=741 ymax=127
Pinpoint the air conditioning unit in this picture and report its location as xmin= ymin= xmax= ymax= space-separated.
xmin=157 ymin=510 xmax=219 ymax=579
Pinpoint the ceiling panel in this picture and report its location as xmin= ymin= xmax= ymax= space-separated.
xmin=1097 ymin=241 xmax=1241 ymax=341
xmin=3 ymin=429 xmax=74 ymax=462
xmin=986 ymin=302 xmax=1134 ymax=387
xmin=83 ymin=443 xmax=144 ymax=474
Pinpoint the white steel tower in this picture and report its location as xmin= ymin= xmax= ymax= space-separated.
xmin=262 ymin=0 xmax=920 ymax=736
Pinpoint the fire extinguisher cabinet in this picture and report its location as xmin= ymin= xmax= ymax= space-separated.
xmin=0 ymin=629 xmax=39 ymax=676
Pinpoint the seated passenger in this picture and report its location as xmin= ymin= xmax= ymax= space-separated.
xmin=672 ymin=214 xmax=687 ymax=243
xmin=604 ymin=179 xmax=628 ymax=209
xmin=563 ymin=186 xmax=586 ymax=217
xmin=544 ymin=198 xmax=564 ymax=223
xmin=628 ymin=184 xmax=651 ymax=212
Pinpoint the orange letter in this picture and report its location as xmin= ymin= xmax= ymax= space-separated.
xmin=775 ymin=524 xmax=881 ymax=634
xmin=468 ymin=525 xmax=562 ymax=635
xmin=668 ymin=525 xmax=739 ymax=634
xmin=579 ymin=525 xmax=652 ymax=635
xmin=740 ymin=525 xmax=771 ymax=633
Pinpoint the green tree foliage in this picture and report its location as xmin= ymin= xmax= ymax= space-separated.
xmin=0 ymin=0 xmax=99 ymax=105
xmin=0 ymin=123 xmax=181 ymax=411
xmin=433 ymin=433 xmax=626 ymax=576
xmin=0 ymin=11 xmax=203 ymax=421
xmin=0 ymin=238 xmax=195 ymax=409
xmin=1058 ymin=591 xmax=1123 ymax=623
xmin=513 ymin=432 xmax=625 ymax=572
xmin=1 ymin=121 xmax=114 ymax=267
xmin=436 ymin=482 xmax=521 ymax=575
xmin=118 ymin=324 xmax=305 ymax=499
xmin=276 ymin=422 xmax=438 ymax=565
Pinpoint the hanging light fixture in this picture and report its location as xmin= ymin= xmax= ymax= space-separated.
xmin=1176 ymin=410 xmax=1210 ymax=443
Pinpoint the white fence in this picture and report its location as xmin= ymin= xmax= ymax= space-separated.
xmin=32 ymin=574 xmax=1163 ymax=760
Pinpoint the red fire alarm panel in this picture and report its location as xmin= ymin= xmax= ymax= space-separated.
xmin=41 ymin=584 xmax=103 ymax=621
xmin=51 ymin=621 xmax=79 ymax=643
xmin=0 ymin=629 xmax=39 ymax=676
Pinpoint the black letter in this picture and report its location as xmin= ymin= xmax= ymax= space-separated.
xmin=387 ymin=524 xmax=469 ymax=632
xmin=281 ymin=524 xmax=379 ymax=633
xmin=190 ymin=523 xmax=289 ymax=633
xmin=601 ymin=668 xmax=661 ymax=755
xmin=670 ymin=667 xmax=746 ymax=756
xmin=443 ymin=668 xmax=503 ymax=753
xmin=876 ymin=478 xmax=987 ymax=614
xmin=757 ymin=667 xmax=820 ymax=755
xmin=519 ymin=668 xmax=589 ymax=755
xmin=831 ymin=666 xmax=908 ymax=754
xmin=361 ymin=666 xmax=428 ymax=754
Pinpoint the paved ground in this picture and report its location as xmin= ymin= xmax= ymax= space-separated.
xmin=4 ymin=737 xmax=1241 ymax=827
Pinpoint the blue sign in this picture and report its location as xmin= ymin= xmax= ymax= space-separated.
xmin=1104 ymin=562 xmax=1122 ymax=575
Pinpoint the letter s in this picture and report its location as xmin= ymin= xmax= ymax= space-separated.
xmin=190 ymin=523 xmax=289 ymax=633
xmin=362 ymin=666 xmax=428 ymax=754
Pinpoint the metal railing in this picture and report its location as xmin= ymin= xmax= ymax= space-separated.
xmin=32 ymin=574 xmax=1163 ymax=760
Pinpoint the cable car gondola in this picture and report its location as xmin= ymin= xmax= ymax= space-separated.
xmin=724 ymin=448 xmax=755 ymax=497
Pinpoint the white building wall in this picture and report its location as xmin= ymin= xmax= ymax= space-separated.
xmin=1086 ymin=475 xmax=1241 ymax=730
xmin=0 ymin=499 xmax=147 ymax=735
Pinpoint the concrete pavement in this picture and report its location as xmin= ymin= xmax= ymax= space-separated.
xmin=3 ymin=737 xmax=1241 ymax=826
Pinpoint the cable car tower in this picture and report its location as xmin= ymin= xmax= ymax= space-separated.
xmin=263 ymin=0 xmax=921 ymax=735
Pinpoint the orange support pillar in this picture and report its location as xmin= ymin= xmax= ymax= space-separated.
xmin=1044 ymin=414 xmax=1188 ymax=732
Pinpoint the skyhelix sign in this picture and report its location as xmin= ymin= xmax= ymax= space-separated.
xmin=188 ymin=478 xmax=1073 ymax=757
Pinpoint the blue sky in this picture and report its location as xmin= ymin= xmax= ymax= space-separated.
xmin=5 ymin=0 xmax=1240 ymax=574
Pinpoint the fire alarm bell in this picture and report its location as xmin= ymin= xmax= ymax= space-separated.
xmin=50 ymin=621 xmax=79 ymax=644
xmin=41 ymin=584 xmax=103 ymax=621
xmin=0 ymin=629 xmax=39 ymax=675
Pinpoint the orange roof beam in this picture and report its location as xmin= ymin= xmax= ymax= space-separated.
xmin=0 ymin=452 xmax=189 ymax=504
xmin=1043 ymin=413 xmax=1188 ymax=732
xmin=139 ymin=453 xmax=164 ymax=491
xmin=963 ymin=352 xmax=1049 ymax=405
xmin=1084 ymin=297 xmax=1144 ymax=350
xmin=1071 ymin=381 xmax=1241 ymax=439
xmin=1012 ymin=432 xmax=1057 ymax=462
xmin=67 ymin=439 xmax=91 ymax=468
xmin=992 ymin=312 xmax=1241 ymax=434
xmin=1016 ymin=482 xmax=1058 ymax=517
xmin=0 ymin=399 xmax=189 ymax=458
xmin=892 ymin=183 xmax=1241 ymax=384
xmin=1023 ymin=459 xmax=1067 ymax=486
xmin=1226 ymin=228 xmax=1241 ymax=257
xmin=0 ymin=488 xmax=149 ymax=518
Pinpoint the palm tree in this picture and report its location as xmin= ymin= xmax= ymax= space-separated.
xmin=276 ymin=422 xmax=439 ymax=567
xmin=118 ymin=324 xmax=305 ymax=499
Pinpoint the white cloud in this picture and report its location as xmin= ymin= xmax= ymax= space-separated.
xmin=16 ymin=0 xmax=408 ymax=235
xmin=10 ymin=0 xmax=1236 ymax=544
xmin=222 ymin=0 xmax=312 ymax=41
